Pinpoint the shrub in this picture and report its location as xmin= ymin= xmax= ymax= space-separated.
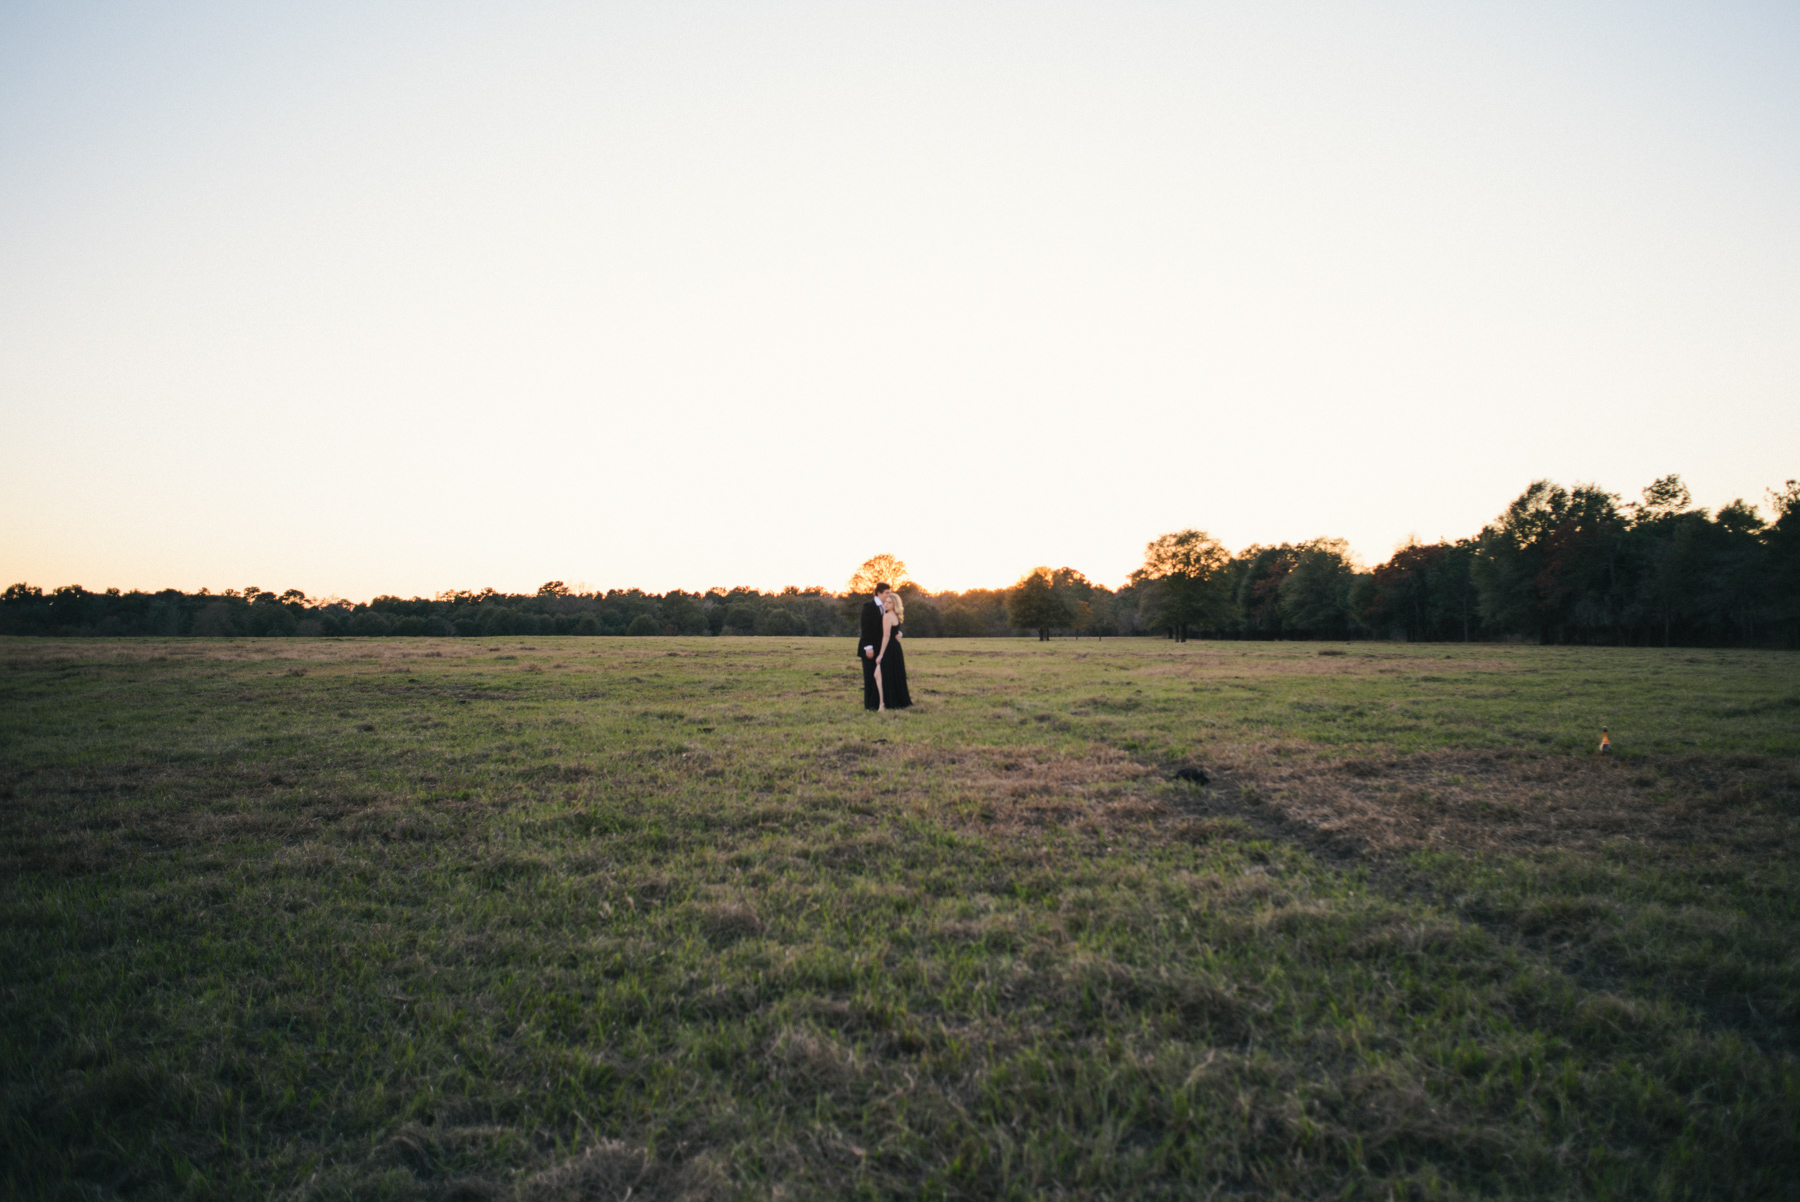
xmin=625 ymin=614 xmax=661 ymax=636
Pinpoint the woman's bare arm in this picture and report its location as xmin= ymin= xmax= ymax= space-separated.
xmin=876 ymin=611 xmax=896 ymax=661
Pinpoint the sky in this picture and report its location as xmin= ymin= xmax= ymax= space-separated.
xmin=2 ymin=1 xmax=1796 ymax=599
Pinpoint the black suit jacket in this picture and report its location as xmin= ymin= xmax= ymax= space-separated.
xmin=858 ymin=599 xmax=884 ymax=660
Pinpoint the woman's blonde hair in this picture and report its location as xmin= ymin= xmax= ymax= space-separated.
xmin=884 ymin=591 xmax=905 ymax=621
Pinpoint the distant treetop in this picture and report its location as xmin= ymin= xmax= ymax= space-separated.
xmin=847 ymin=554 xmax=911 ymax=596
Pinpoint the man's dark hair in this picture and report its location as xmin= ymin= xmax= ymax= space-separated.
xmin=873 ymin=582 xmax=891 ymax=594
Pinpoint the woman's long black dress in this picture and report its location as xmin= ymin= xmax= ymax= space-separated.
xmin=879 ymin=624 xmax=911 ymax=709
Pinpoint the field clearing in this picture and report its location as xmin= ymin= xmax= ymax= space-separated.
xmin=3 ymin=636 xmax=1798 ymax=1200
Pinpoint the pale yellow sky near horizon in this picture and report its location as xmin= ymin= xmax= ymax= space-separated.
xmin=3 ymin=1 xmax=1796 ymax=602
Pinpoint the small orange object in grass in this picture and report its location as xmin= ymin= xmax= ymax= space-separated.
xmin=1598 ymin=727 xmax=1611 ymax=754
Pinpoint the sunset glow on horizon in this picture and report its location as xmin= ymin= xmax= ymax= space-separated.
xmin=3 ymin=2 xmax=1796 ymax=602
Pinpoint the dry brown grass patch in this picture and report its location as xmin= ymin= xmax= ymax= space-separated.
xmin=515 ymin=1139 xmax=647 ymax=1201
xmin=518 ymin=1142 xmax=731 ymax=1202
xmin=0 ymin=760 xmax=408 ymax=874
xmin=770 ymin=1025 xmax=866 ymax=1088
xmin=978 ymin=745 xmax=1149 ymax=790
xmin=1192 ymin=747 xmax=1800 ymax=858
xmin=695 ymin=898 xmax=765 ymax=943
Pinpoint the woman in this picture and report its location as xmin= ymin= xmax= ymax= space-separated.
xmin=873 ymin=590 xmax=911 ymax=711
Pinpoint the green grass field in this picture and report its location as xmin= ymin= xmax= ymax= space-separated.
xmin=3 ymin=637 xmax=1798 ymax=1200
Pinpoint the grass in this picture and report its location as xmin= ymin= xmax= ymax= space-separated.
xmin=2 ymin=636 xmax=1797 ymax=1200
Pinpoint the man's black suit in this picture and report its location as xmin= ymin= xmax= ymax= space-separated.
xmin=858 ymin=597 xmax=884 ymax=711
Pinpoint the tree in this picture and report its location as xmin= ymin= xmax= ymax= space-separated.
xmin=899 ymin=597 xmax=944 ymax=637
xmin=1131 ymin=530 xmax=1231 ymax=642
xmin=246 ymin=590 xmax=298 ymax=637
xmin=1620 ymin=475 xmax=1709 ymax=645
xmin=1765 ymin=481 xmax=1800 ymax=645
xmin=1638 ymin=511 xmax=1719 ymax=646
xmin=1231 ymin=544 xmax=1301 ymax=637
xmin=1428 ymin=540 xmax=1479 ymax=641
xmin=1699 ymin=500 xmax=1766 ymax=644
xmin=1006 ymin=567 xmax=1072 ymax=640
xmin=1042 ymin=567 xmax=1106 ymax=637
xmin=723 ymin=603 xmax=759 ymax=635
xmin=1472 ymin=480 xmax=1560 ymax=637
xmin=1364 ymin=539 xmax=1445 ymax=640
xmin=846 ymin=554 xmax=911 ymax=595
xmin=941 ymin=598 xmax=991 ymax=637
xmin=1080 ymin=589 xmax=1117 ymax=638
xmin=1277 ymin=539 xmax=1356 ymax=636
xmin=755 ymin=609 xmax=797 ymax=636
xmin=842 ymin=554 xmax=913 ymax=626
xmin=660 ymin=590 xmax=709 ymax=635
xmin=1472 ymin=480 xmax=1625 ymax=642
xmin=1632 ymin=474 xmax=1691 ymax=523
xmin=192 ymin=600 xmax=239 ymax=637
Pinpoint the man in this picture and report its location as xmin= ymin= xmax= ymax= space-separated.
xmin=858 ymin=582 xmax=890 ymax=711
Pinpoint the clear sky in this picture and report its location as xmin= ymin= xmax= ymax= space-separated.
xmin=3 ymin=1 xmax=1796 ymax=599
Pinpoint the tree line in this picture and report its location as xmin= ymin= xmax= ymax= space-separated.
xmin=4 ymin=474 xmax=1795 ymax=646
xmin=1106 ymin=474 xmax=1799 ymax=647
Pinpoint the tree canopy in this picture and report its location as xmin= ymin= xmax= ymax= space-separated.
xmin=846 ymin=554 xmax=910 ymax=595
xmin=1006 ymin=568 xmax=1075 ymax=640
xmin=1130 ymin=529 xmax=1233 ymax=642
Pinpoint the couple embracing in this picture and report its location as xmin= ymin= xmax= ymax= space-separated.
xmin=858 ymin=583 xmax=911 ymax=711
